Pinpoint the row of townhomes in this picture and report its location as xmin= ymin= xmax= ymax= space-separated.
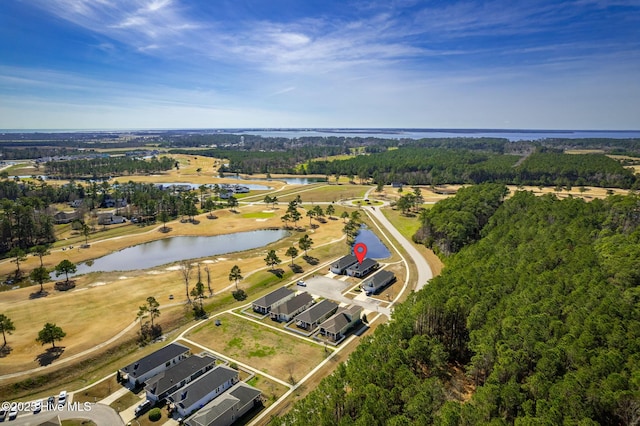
xmin=329 ymin=254 xmax=379 ymax=277
xmin=251 ymin=287 xmax=362 ymax=342
xmin=118 ymin=343 xmax=262 ymax=425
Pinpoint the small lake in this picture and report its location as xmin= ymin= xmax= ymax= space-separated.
xmin=225 ymin=175 xmax=326 ymax=185
xmin=353 ymin=227 xmax=391 ymax=259
xmin=66 ymin=229 xmax=288 ymax=276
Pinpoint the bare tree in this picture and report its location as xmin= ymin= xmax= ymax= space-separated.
xmin=179 ymin=261 xmax=193 ymax=304
xmin=204 ymin=265 xmax=213 ymax=296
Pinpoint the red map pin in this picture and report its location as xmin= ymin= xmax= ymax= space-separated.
xmin=354 ymin=243 xmax=367 ymax=264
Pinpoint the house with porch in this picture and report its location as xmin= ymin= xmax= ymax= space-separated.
xmin=53 ymin=211 xmax=78 ymax=224
xmin=145 ymin=354 xmax=217 ymax=403
xmin=345 ymin=258 xmax=379 ymax=278
xmin=295 ymin=299 xmax=339 ymax=331
xmin=361 ymin=270 xmax=396 ymax=296
xmin=329 ymin=255 xmax=358 ymax=275
xmin=119 ymin=343 xmax=190 ymax=387
xmin=319 ymin=305 xmax=362 ymax=342
xmin=251 ymin=287 xmax=295 ymax=314
xmin=186 ymin=382 xmax=262 ymax=426
xmin=168 ymin=365 xmax=239 ymax=418
xmin=269 ymin=292 xmax=314 ymax=322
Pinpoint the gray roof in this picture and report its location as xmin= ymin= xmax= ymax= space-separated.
xmin=362 ymin=270 xmax=395 ymax=288
xmin=296 ymin=299 xmax=339 ymax=325
xmin=187 ymin=394 xmax=238 ymax=426
xmin=186 ymin=382 xmax=261 ymax=426
xmin=271 ymin=292 xmax=313 ymax=316
xmin=169 ymin=365 xmax=238 ymax=410
xmin=121 ymin=343 xmax=190 ymax=379
xmin=331 ymin=255 xmax=357 ymax=270
xmin=346 ymin=258 xmax=378 ymax=273
xmin=320 ymin=305 xmax=362 ymax=335
xmin=145 ymin=354 xmax=216 ymax=397
xmin=228 ymin=382 xmax=261 ymax=405
xmin=252 ymin=287 xmax=294 ymax=309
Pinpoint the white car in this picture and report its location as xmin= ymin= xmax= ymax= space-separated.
xmin=33 ymin=399 xmax=42 ymax=414
xmin=296 ymin=280 xmax=306 ymax=287
xmin=8 ymin=407 xmax=18 ymax=420
xmin=58 ymin=390 xmax=67 ymax=408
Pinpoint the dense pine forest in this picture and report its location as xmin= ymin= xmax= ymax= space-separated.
xmin=275 ymin=189 xmax=640 ymax=425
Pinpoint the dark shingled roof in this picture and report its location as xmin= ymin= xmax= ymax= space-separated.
xmin=362 ymin=270 xmax=395 ymax=290
xmin=186 ymin=382 xmax=261 ymax=426
xmin=252 ymin=287 xmax=294 ymax=308
xmin=271 ymin=292 xmax=313 ymax=316
xmin=346 ymin=258 xmax=378 ymax=274
xmin=320 ymin=305 xmax=362 ymax=335
xmin=145 ymin=354 xmax=216 ymax=397
xmin=169 ymin=365 xmax=238 ymax=411
xmin=331 ymin=255 xmax=357 ymax=270
xmin=121 ymin=343 xmax=189 ymax=380
xmin=296 ymin=299 xmax=339 ymax=325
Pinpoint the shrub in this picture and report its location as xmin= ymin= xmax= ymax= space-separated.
xmin=232 ymin=289 xmax=247 ymax=301
xmin=148 ymin=407 xmax=162 ymax=422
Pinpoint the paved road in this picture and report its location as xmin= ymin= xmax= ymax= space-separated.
xmin=362 ymin=206 xmax=433 ymax=292
xmin=10 ymin=403 xmax=124 ymax=425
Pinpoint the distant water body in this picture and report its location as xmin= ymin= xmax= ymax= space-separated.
xmin=231 ymin=129 xmax=640 ymax=142
xmin=2 ymin=128 xmax=639 ymax=142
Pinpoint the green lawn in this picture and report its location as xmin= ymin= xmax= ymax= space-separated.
xmin=241 ymin=212 xmax=275 ymax=219
xmin=188 ymin=313 xmax=327 ymax=381
xmin=381 ymin=207 xmax=428 ymax=241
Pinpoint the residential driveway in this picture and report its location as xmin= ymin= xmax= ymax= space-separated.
xmin=304 ymin=275 xmax=390 ymax=316
xmin=10 ymin=403 xmax=124 ymax=425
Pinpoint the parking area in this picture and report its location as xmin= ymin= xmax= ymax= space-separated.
xmin=303 ymin=274 xmax=390 ymax=316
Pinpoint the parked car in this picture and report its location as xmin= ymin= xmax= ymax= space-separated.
xmin=33 ymin=400 xmax=42 ymax=414
xmin=135 ymin=400 xmax=152 ymax=417
xmin=0 ymin=410 xmax=7 ymax=421
xmin=58 ymin=390 xmax=67 ymax=408
xmin=8 ymin=407 xmax=17 ymax=420
xmin=296 ymin=280 xmax=306 ymax=287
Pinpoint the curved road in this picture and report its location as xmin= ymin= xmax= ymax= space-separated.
xmin=11 ymin=403 xmax=124 ymax=425
xmin=362 ymin=205 xmax=433 ymax=292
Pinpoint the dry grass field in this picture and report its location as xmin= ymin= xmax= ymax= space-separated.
xmin=187 ymin=313 xmax=328 ymax=383
xmin=0 ymin=190 xmax=351 ymax=379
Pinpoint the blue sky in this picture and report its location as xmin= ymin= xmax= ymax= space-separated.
xmin=0 ymin=0 xmax=638 ymax=130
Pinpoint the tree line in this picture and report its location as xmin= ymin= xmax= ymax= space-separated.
xmin=306 ymin=147 xmax=638 ymax=188
xmin=274 ymin=191 xmax=640 ymax=425
xmin=44 ymin=156 xmax=175 ymax=179
xmin=0 ymin=177 xmax=238 ymax=259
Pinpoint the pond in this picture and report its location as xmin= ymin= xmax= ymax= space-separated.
xmin=353 ymin=227 xmax=391 ymax=259
xmin=225 ymin=175 xmax=326 ymax=185
xmin=64 ymin=229 xmax=288 ymax=276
